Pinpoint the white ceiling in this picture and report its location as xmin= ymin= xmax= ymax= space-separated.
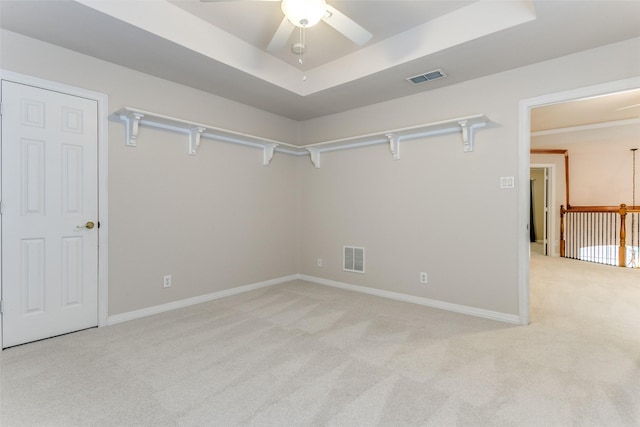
xmin=530 ymin=88 xmax=640 ymax=149
xmin=168 ymin=1 xmax=475 ymax=70
xmin=532 ymin=89 xmax=640 ymax=132
xmin=1 ymin=0 xmax=640 ymax=121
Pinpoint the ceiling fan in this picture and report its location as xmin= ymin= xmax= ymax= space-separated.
xmin=616 ymin=103 xmax=640 ymax=112
xmin=201 ymin=0 xmax=373 ymax=54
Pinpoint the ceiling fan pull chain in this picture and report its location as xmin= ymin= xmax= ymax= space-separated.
xmin=299 ymin=25 xmax=305 ymax=65
xmin=299 ymin=26 xmax=303 ymax=64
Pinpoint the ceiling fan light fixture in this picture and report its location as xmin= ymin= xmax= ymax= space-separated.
xmin=281 ymin=0 xmax=327 ymax=28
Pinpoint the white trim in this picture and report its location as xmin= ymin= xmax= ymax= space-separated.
xmin=531 ymin=117 xmax=640 ymax=137
xmin=108 ymin=271 xmax=522 ymax=327
xmin=107 ymin=275 xmax=299 ymax=325
xmin=299 ymin=275 xmax=521 ymax=324
xmin=0 ymin=70 xmax=110 ymax=342
xmin=518 ymin=76 xmax=640 ymax=326
xmin=97 ymin=89 xmax=109 ymax=328
xmin=530 ymin=163 xmax=557 ymax=257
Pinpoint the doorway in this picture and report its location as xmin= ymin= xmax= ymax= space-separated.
xmin=530 ymin=165 xmax=555 ymax=256
xmin=518 ymin=76 xmax=640 ymax=325
xmin=0 ymin=71 xmax=109 ymax=348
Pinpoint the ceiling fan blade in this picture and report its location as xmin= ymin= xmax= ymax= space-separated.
xmin=322 ymin=4 xmax=372 ymax=46
xmin=616 ymin=103 xmax=640 ymax=111
xmin=267 ymin=17 xmax=295 ymax=52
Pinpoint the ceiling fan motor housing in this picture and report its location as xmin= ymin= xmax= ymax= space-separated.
xmin=281 ymin=0 xmax=328 ymax=28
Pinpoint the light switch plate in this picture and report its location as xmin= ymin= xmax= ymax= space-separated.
xmin=500 ymin=176 xmax=515 ymax=189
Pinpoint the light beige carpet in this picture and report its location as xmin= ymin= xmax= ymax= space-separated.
xmin=2 ymin=253 xmax=639 ymax=426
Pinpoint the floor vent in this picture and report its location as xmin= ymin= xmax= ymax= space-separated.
xmin=344 ymin=246 xmax=365 ymax=273
xmin=406 ymin=69 xmax=447 ymax=85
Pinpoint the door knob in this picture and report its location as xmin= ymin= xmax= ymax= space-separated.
xmin=76 ymin=221 xmax=95 ymax=230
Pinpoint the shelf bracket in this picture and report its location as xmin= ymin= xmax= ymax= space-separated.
xmin=459 ymin=120 xmax=475 ymax=152
xmin=263 ymin=144 xmax=278 ymax=166
xmin=121 ymin=111 xmax=144 ymax=147
xmin=308 ymin=148 xmax=321 ymax=168
xmin=188 ymin=126 xmax=206 ymax=156
xmin=386 ymin=133 xmax=400 ymax=160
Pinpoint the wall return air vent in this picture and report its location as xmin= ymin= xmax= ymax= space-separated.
xmin=344 ymin=246 xmax=365 ymax=273
xmin=406 ymin=69 xmax=447 ymax=85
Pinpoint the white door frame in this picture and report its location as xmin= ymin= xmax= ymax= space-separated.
xmin=0 ymin=70 xmax=109 ymax=346
xmin=518 ymin=76 xmax=640 ymax=326
xmin=530 ymin=164 xmax=556 ymax=256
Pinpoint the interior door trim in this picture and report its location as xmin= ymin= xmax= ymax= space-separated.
xmin=0 ymin=70 xmax=109 ymax=347
xmin=518 ymin=76 xmax=640 ymax=326
xmin=530 ymin=164 xmax=557 ymax=257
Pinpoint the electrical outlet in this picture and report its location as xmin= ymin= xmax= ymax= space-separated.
xmin=420 ymin=272 xmax=428 ymax=284
xmin=317 ymin=258 xmax=323 ymax=267
xmin=163 ymin=275 xmax=172 ymax=288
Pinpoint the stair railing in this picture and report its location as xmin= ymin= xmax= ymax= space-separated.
xmin=560 ymin=204 xmax=640 ymax=267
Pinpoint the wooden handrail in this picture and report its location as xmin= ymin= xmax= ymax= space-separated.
xmin=561 ymin=205 xmax=640 ymax=213
xmin=562 ymin=205 xmax=622 ymax=213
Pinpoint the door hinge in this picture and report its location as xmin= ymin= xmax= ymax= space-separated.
xmin=0 ymin=301 xmax=3 ymax=314
xmin=0 ymin=102 xmax=3 ymax=116
xmin=0 ymin=200 xmax=4 ymax=215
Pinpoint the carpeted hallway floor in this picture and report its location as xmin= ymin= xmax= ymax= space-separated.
xmin=2 ymin=253 xmax=639 ymax=426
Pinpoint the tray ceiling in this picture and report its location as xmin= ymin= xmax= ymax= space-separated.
xmin=1 ymin=0 xmax=639 ymax=121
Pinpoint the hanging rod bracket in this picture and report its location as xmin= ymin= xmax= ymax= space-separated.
xmin=188 ymin=126 xmax=206 ymax=156
xmin=121 ymin=111 xmax=144 ymax=147
xmin=459 ymin=120 xmax=476 ymax=152
xmin=308 ymin=148 xmax=321 ymax=168
xmin=263 ymin=144 xmax=278 ymax=166
xmin=386 ymin=133 xmax=400 ymax=160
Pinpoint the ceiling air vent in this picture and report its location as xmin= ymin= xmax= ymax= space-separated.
xmin=407 ymin=69 xmax=447 ymax=85
xmin=344 ymin=246 xmax=365 ymax=273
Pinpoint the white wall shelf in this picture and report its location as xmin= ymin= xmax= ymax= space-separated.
xmin=114 ymin=107 xmax=491 ymax=167
xmin=115 ymin=107 xmax=297 ymax=166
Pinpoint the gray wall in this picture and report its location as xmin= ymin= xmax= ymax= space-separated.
xmin=2 ymin=28 xmax=639 ymax=318
xmin=297 ymin=37 xmax=640 ymax=315
xmin=1 ymin=30 xmax=301 ymax=316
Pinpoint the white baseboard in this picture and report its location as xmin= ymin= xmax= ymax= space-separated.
xmin=107 ymin=274 xmax=299 ymax=325
xmin=298 ymin=274 xmax=521 ymax=324
xmin=107 ymin=273 xmax=520 ymax=326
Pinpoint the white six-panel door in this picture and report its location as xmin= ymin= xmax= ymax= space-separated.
xmin=1 ymin=81 xmax=99 ymax=348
